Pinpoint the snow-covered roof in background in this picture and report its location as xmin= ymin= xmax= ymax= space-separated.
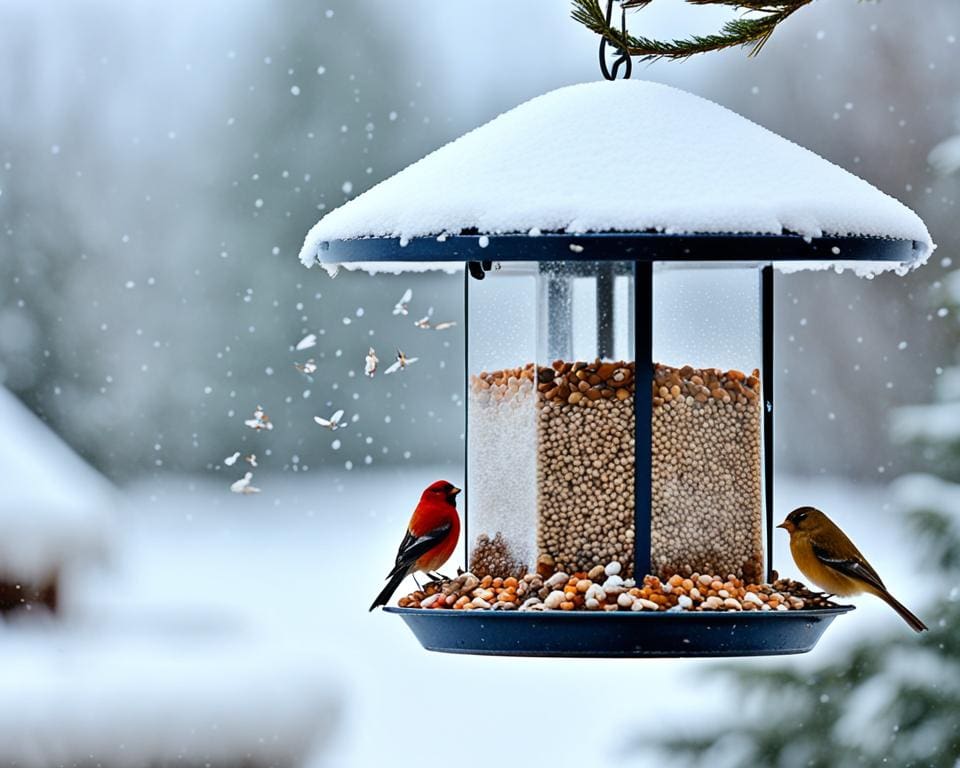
xmin=894 ymin=473 xmax=960 ymax=522
xmin=935 ymin=365 xmax=960 ymax=402
xmin=0 ymin=388 xmax=113 ymax=580
xmin=891 ymin=401 xmax=960 ymax=444
xmin=300 ymin=80 xmax=933 ymax=277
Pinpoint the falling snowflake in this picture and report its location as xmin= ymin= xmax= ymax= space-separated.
xmin=413 ymin=309 xmax=433 ymax=329
xmin=230 ymin=472 xmax=261 ymax=495
xmin=392 ymin=288 xmax=413 ymax=316
xmin=295 ymin=333 xmax=317 ymax=351
xmin=314 ymin=409 xmax=345 ymax=430
xmin=364 ymin=347 xmax=379 ymax=377
xmin=294 ymin=358 xmax=318 ymax=376
xmin=384 ymin=349 xmax=419 ymax=375
xmin=413 ymin=307 xmax=457 ymax=331
xmin=244 ymin=405 xmax=274 ymax=431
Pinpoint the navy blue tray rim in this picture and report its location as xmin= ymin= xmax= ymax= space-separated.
xmin=316 ymin=231 xmax=920 ymax=264
xmin=385 ymin=604 xmax=855 ymax=658
xmin=384 ymin=604 xmax=855 ymax=620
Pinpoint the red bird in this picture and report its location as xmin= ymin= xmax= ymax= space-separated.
xmin=369 ymin=480 xmax=462 ymax=611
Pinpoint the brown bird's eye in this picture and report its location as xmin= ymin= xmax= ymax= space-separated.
xmin=794 ymin=510 xmax=808 ymax=523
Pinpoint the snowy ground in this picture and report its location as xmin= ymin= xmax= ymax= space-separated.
xmin=0 ymin=469 xmax=931 ymax=767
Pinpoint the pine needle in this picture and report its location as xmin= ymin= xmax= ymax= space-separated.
xmin=571 ymin=0 xmax=814 ymax=62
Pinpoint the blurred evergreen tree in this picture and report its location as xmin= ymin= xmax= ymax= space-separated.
xmin=638 ymin=333 xmax=960 ymax=767
xmin=0 ymin=1 xmax=464 ymax=480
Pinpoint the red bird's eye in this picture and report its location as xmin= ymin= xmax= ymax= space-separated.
xmin=423 ymin=480 xmax=461 ymax=500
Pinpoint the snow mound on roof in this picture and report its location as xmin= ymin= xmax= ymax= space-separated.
xmin=300 ymin=80 xmax=933 ymax=276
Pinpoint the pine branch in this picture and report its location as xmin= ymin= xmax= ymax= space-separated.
xmin=571 ymin=0 xmax=814 ymax=62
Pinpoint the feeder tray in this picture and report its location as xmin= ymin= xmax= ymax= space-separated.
xmin=386 ymin=605 xmax=854 ymax=657
xmin=302 ymin=81 xmax=932 ymax=658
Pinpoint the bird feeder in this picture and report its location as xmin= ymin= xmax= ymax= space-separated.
xmin=300 ymin=81 xmax=932 ymax=657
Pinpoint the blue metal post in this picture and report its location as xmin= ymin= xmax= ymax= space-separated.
xmin=634 ymin=261 xmax=653 ymax=577
xmin=762 ymin=265 xmax=775 ymax=582
xmin=463 ymin=267 xmax=470 ymax=571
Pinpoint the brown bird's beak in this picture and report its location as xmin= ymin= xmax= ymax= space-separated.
xmin=777 ymin=520 xmax=794 ymax=532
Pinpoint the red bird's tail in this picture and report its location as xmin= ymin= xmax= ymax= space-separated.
xmin=369 ymin=568 xmax=409 ymax=612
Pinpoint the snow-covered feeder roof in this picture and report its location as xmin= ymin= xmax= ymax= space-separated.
xmin=300 ymin=80 xmax=932 ymax=277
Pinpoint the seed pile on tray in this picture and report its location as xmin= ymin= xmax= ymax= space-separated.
xmin=467 ymin=358 xmax=765 ymax=584
xmin=468 ymin=364 xmax=538 ymax=577
xmin=396 ymin=562 xmax=837 ymax=612
xmin=651 ymin=363 xmax=763 ymax=582
xmin=470 ymin=532 xmax=526 ymax=579
xmin=536 ymin=360 xmax=636 ymax=576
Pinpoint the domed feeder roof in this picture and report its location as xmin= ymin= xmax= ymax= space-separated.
xmin=300 ymin=80 xmax=933 ymax=275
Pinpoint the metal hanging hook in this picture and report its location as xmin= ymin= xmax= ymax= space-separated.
xmin=467 ymin=260 xmax=494 ymax=281
xmin=599 ymin=0 xmax=633 ymax=80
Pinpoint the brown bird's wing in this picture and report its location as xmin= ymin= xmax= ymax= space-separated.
xmin=387 ymin=520 xmax=453 ymax=578
xmin=811 ymin=543 xmax=887 ymax=593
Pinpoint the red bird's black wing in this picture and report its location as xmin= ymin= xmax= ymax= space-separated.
xmin=387 ymin=521 xmax=453 ymax=578
xmin=812 ymin=543 xmax=887 ymax=593
xmin=393 ymin=530 xmax=417 ymax=571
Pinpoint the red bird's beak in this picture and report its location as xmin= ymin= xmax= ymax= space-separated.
xmin=450 ymin=487 xmax=462 ymax=497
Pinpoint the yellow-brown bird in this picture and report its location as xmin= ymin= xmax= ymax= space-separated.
xmin=778 ymin=506 xmax=927 ymax=633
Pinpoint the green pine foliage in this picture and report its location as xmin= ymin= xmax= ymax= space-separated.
xmin=638 ymin=504 xmax=960 ymax=766
xmin=636 ymin=361 xmax=960 ymax=763
xmin=571 ymin=0 xmax=814 ymax=61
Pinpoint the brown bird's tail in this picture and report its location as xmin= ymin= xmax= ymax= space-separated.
xmin=872 ymin=588 xmax=928 ymax=633
xmin=369 ymin=568 xmax=409 ymax=612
